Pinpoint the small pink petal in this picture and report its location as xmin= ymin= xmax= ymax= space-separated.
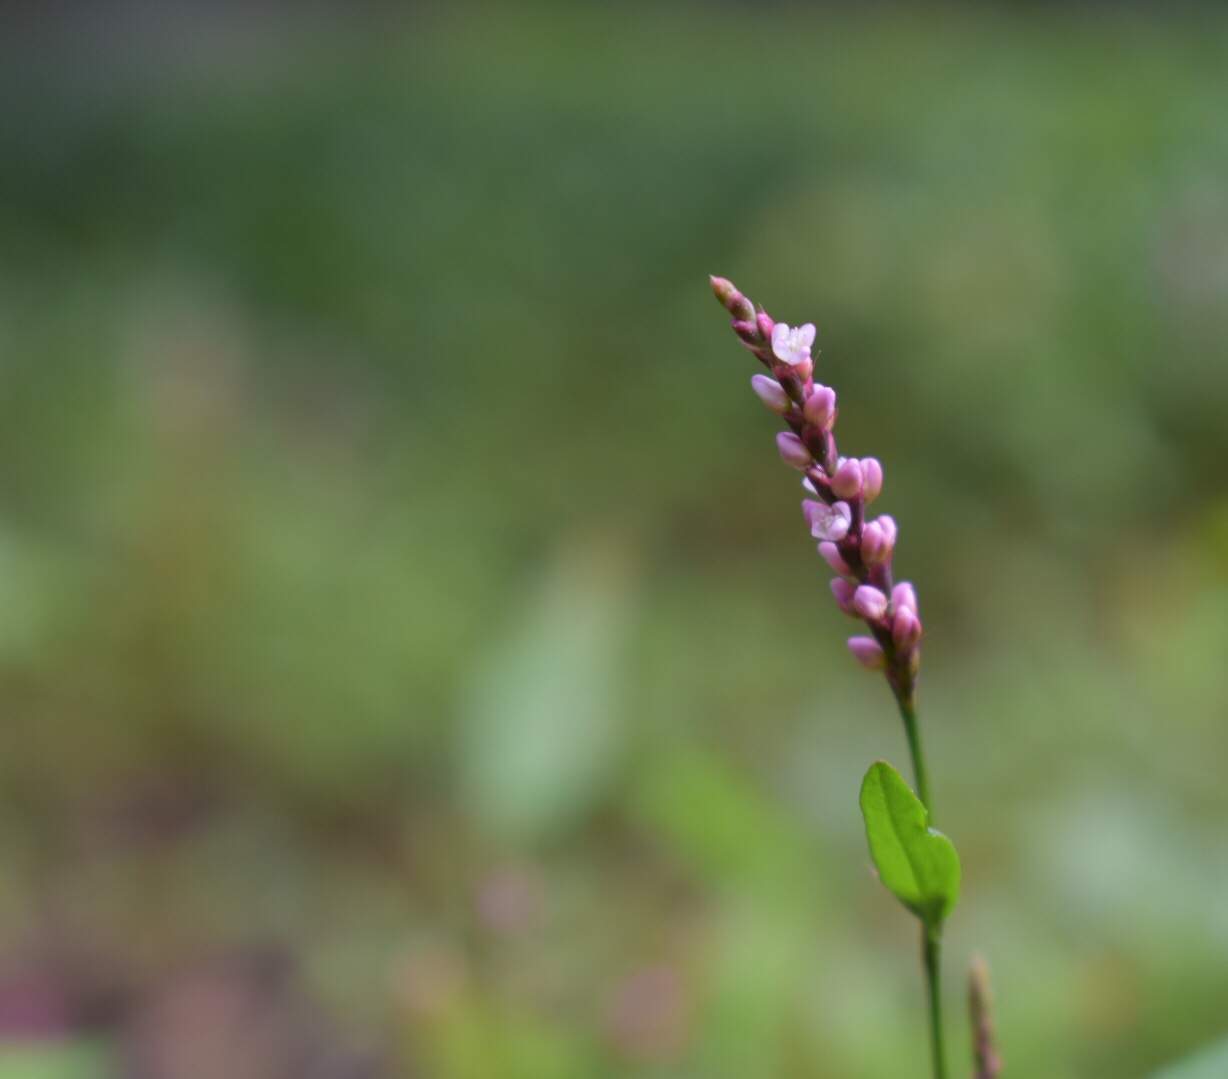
xmin=831 ymin=578 xmax=858 ymax=615
xmin=892 ymin=582 xmax=918 ymax=615
xmin=853 ymin=585 xmax=889 ymax=621
xmin=776 ymin=432 xmax=812 ymax=470
xmin=818 ymin=541 xmax=851 ymax=576
xmin=831 ymin=457 xmax=864 ymax=500
xmin=848 ymin=636 xmax=886 ymax=670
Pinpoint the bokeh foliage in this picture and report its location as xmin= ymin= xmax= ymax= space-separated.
xmin=0 ymin=2 xmax=1227 ymax=1075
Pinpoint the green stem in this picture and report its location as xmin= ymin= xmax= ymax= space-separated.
xmin=923 ymin=925 xmax=947 ymax=1079
xmin=899 ymin=694 xmax=946 ymax=1079
xmin=897 ymin=696 xmax=932 ymax=819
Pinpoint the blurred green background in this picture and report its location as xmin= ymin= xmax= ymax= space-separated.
xmin=1 ymin=2 xmax=1227 ymax=1076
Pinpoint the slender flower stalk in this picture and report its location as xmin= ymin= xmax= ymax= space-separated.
xmin=709 ymin=275 xmax=949 ymax=1077
xmin=969 ymin=955 xmax=1004 ymax=1079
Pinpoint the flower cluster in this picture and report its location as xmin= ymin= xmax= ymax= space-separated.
xmin=710 ymin=275 xmax=923 ymax=703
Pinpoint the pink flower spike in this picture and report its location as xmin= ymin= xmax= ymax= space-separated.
xmin=776 ymin=432 xmax=812 ymax=470
xmin=831 ymin=457 xmax=864 ymax=499
xmin=848 ymin=636 xmax=887 ymax=670
xmin=803 ymin=384 xmax=837 ymax=430
xmin=853 ymin=585 xmax=889 ymax=621
xmin=830 ymin=578 xmax=858 ymax=615
xmin=818 ymin=541 xmax=851 ymax=576
xmin=892 ymin=582 xmax=918 ymax=615
xmin=770 ymin=322 xmax=816 ymax=366
xmin=893 ymin=607 xmax=923 ymax=650
xmin=750 ymin=374 xmax=790 ymax=413
xmin=861 ymin=458 xmax=884 ymax=503
xmin=803 ymin=499 xmax=851 ymax=541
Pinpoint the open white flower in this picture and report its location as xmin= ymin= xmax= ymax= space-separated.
xmin=802 ymin=499 xmax=851 ymax=542
xmin=771 ymin=322 xmax=816 ymax=366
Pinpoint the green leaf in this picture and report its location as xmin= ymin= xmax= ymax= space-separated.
xmin=859 ymin=760 xmax=960 ymax=927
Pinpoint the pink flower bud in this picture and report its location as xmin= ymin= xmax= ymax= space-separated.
xmin=756 ymin=311 xmax=776 ymax=341
xmin=830 ymin=578 xmax=858 ymax=615
xmin=750 ymin=374 xmax=790 ymax=413
xmin=818 ymin=541 xmax=851 ymax=575
xmin=710 ymin=275 xmax=754 ymax=320
xmin=802 ymin=499 xmax=851 ymax=541
xmin=803 ymin=384 xmax=837 ymax=430
xmin=875 ymin=514 xmax=898 ymax=548
xmin=848 ymin=636 xmax=886 ymax=670
xmin=892 ymin=606 xmax=923 ymax=650
xmin=732 ymin=319 xmax=759 ymax=346
xmin=831 ymin=457 xmax=864 ymax=499
xmin=776 ymin=432 xmax=812 ymax=470
xmin=853 ymin=585 xmax=889 ymax=621
xmin=861 ymin=458 xmax=883 ymax=503
xmin=892 ymin=582 xmax=918 ymax=615
xmin=860 ymin=521 xmax=891 ymax=566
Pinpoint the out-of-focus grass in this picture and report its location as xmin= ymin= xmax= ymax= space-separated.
xmin=0 ymin=1043 xmax=113 ymax=1079
xmin=0 ymin=3 xmax=1227 ymax=1076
